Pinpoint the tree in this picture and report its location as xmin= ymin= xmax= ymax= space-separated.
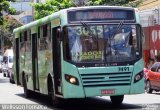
xmin=0 ymin=16 xmax=22 ymax=53
xmin=0 ymin=0 xmax=16 ymax=25
xmin=32 ymin=0 xmax=143 ymax=20
xmin=0 ymin=0 xmax=16 ymax=53
xmin=32 ymin=0 xmax=73 ymax=19
xmin=87 ymin=0 xmax=142 ymax=6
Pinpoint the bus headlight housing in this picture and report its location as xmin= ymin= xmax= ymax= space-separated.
xmin=65 ymin=74 xmax=79 ymax=85
xmin=134 ymin=71 xmax=144 ymax=83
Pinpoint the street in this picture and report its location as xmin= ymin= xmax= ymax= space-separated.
xmin=0 ymin=73 xmax=160 ymax=110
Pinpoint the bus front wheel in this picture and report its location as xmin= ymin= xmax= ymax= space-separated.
xmin=48 ymin=79 xmax=62 ymax=107
xmin=51 ymin=91 xmax=62 ymax=107
xmin=110 ymin=95 xmax=124 ymax=106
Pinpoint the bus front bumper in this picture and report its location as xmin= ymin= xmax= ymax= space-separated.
xmin=63 ymin=78 xmax=144 ymax=98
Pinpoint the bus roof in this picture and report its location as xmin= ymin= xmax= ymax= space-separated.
xmin=13 ymin=6 xmax=135 ymax=35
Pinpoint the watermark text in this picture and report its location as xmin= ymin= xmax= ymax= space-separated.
xmin=1 ymin=104 xmax=48 ymax=110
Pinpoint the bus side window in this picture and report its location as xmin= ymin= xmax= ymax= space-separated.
xmin=38 ymin=23 xmax=51 ymax=50
xmin=24 ymin=31 xmax=27 ymax=52
xmin=43 ymin=24 xmax=47 ymax=37
xmin=20 ymin=32 xmax=25 ymax=52
xmin=24 ymin=31 xmax=27 ymax=42
xmin=26 ymin=30 xmax=31 ymax=52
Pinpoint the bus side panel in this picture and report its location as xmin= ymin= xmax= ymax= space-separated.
xmin=130 ymin=58 xmax=145 ymax=94
xmin=62 ymin=61 xmax=85 ymax=98
xmin=24 ymin=51 xmax=33 ymax=91
xmin=38 ymin=50 xmax=51 ymax=94
xmin=19 ymin=42 xmax=26 ymax=86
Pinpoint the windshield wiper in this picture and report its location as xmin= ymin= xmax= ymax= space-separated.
xmin=111 ymin=20 xmax=124 ymax=39
xmin=80 ymin=21 xmax=100 ymax=52
xmin=80 ymin=21 xmax=96 ymax=38
xmin=104 ymin=20 xmax=125 ymax=62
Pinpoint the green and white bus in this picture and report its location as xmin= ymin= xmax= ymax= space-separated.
xmin=13 ymin=6 xmax=144 ymax=106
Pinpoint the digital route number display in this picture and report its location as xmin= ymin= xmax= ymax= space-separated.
xmin=68 ymin=8 xmax=135 ymax=22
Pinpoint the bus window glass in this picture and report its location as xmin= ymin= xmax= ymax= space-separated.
xmin=65 ymin=24 xmax=140 ymax=63
xmin=43 ymin=24 xmax=48 ymax=37
xmin=39 ymin=24 xmax=50 ymax=50
xmin=26 ymin=30 xmax=31 ymax=52
xmin=20 ymin=32 xmax=25 ymax=52
xmin=66 ymin=25 xmax=105 ymax=62
xmin=104 ymin=25 xmax=138 ymax=60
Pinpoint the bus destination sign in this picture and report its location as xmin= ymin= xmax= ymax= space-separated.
xmin=68 ymin=9 xmax=135 ymax=22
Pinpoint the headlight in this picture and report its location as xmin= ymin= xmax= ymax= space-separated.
xmin=134 ymin=71 xmax=144 ymax=83
xmin=65 ymin=74 xmax=79 ymax=85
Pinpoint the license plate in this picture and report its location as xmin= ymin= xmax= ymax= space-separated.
xmin=101 ymin=89 xmax=115 ymax=94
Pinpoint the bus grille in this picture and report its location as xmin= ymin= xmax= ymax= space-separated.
xmin=80 ymin=72 xmax=132 ymax=87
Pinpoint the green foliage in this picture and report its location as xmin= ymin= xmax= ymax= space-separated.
xmin=0 ymin=16 xmax=22 ymax=49
xmin=0 ymin=13 xmax=3 ymax=25
xmin=0 ymin=0 xmax=16 ymax=25
xmin=33 ymin=0 xmax=142 ymax=20
xmin=127 ymin=0 xmax=143 ymax=7
xmin=32 ymin=0 xmax=74 ymax=19
xmin=87 ymin=0 xmax=142 ymax=7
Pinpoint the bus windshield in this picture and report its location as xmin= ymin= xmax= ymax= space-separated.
xmin=64 ymin=24 xmax=141 ymax=63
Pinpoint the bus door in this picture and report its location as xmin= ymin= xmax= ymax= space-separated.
xmin=52 ymin=28 xmax=62 ymax=94
xmin=15 ymin=38 xmax=20 ymax=85
xmin=32 ymin=33 xmax=39 ymax=90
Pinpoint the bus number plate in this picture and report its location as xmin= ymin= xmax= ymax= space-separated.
xmin=101 ymin=89 xmax=115 ymax=94
xmin=119 ymin=67 xmax=129 ymax=72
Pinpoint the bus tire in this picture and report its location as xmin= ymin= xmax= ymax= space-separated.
xmin=10 ymin=78 xmax=14 ymax=84
xmin=48 ymin=78 xmax=62 ymax=107
xmin=10 ymin=74 xmax=15 ymax=84
xmin=51 ymin=92 xmax=62 ymax=107
xmin=146 ymin=80 xmax=153 ymax=93
xmin=23 ymin=75 xmax=31 ymax=98
xmin=12 ymin=74 xmax=15 ymax=84
xmin=110 ymin=95 xmax=124 ymax=106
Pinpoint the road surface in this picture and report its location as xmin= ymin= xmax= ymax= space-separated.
xmin=0 ymin=73 xmax=160 ymax=110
